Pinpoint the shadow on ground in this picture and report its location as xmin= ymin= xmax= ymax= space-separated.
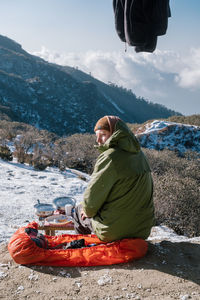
xmin=2 ymin=238 xmax=200 ymax=285
xmin=19 ymin=240 xmax=200 ymax=286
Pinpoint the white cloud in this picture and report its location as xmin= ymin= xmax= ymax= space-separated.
xmin=34 ymin=46 xmax=200 ymax=90
xmin=176 ymin=68 xmax=200 ymax=89
xmin=175 ymin=48 xmax=200 ymax=89
xmin=32 ymin=47 xmax=200 ymax=115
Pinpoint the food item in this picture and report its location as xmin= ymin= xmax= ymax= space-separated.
xmin=58 ymin=218 xmax=68 ymax=223
xmin=45 ymin=215 xmax=69 ymax=224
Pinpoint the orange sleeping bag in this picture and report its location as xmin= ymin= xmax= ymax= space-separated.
xmin=8 ymin=222 xmax=148 ymax=266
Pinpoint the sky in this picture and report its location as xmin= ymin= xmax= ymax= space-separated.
xmin=1 ymin=0 xmax=200 ymax=115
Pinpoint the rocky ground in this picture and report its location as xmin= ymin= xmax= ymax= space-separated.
xmin=0 ymin=237 xmax=200 ymax=300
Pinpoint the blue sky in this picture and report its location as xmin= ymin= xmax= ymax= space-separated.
xmin=1 ymin=0 xmax=200 ymax=115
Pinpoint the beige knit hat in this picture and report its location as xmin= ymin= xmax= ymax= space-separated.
xmin=94 ymin=116 xmax=120 ymax=134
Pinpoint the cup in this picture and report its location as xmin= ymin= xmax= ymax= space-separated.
xmin=65 ymin=204 xmax=73 ymax=217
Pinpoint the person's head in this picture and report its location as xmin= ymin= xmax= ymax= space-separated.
xmin=94 ymin=116 xmax=120 ymax=145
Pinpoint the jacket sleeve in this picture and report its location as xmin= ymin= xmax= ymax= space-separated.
xmin=83 ymin=154 xmax=117 ymax=218
xmin=113 ymin=0 xmax=126 ymax=42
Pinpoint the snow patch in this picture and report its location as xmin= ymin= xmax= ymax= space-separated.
xmin=103 ymin=92 xmax=125 ymax=114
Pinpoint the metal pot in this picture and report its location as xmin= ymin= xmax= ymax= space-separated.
xmin=34 ymin=200 xmax=54 ymax=218
xmin=52 ymin=196 xmax=76 ymax=211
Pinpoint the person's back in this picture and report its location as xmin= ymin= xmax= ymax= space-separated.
xmin=83 ymin=118 xmax=155 ymax=242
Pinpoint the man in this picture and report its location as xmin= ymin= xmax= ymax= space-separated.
xmin=72 ymin=116 xmax=155 ymax=242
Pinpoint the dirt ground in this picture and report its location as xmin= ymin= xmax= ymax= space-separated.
xmin=0 ymin=238 xmax=200 ymax=300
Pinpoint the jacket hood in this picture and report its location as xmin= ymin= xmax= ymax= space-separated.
xmin=98 ymin=120 xmax=140 ymax=153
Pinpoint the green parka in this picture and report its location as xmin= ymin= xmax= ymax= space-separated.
xmin=83 ymin=120 xmax=155 ymax=242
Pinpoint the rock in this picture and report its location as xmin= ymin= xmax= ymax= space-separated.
xmin=180 ymin=295 xmax=191 ymax=300
xmin=0 ymin=271 xmax=7 ymax=279
xmin=97 ymin=274 xmax=113 ymax=286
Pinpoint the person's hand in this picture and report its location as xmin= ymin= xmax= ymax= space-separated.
xmin=80 ymin=210 xmax=88 ymax=221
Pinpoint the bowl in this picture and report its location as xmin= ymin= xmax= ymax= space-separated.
xmin=52 ymin=196 xmax=76 ymax=211
xmin=34 ymin=202 xmax=54 ymax=218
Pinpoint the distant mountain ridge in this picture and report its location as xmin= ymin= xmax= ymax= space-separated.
xmin=0 ymin=34 xmax=180 ymax=135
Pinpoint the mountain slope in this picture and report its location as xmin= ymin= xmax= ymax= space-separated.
xmin=61 ymin=65 xmax=179 ymax=123
xmin=0 ymin=35 xmax=180 ymax=135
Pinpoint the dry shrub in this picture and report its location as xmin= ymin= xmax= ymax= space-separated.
xmin=56 ymin=134 xmax=200 ymax=237
xmin=0 ymin=145 xmax=13 ymax=161
xmin=144 ymin=149 xmax=200 ymax=237
xmin=32 ymin=160 xmax=48 ymax=171
xmin=55 ymin=134 xmax=98 ymax=174
xmin=127 ymin=122 xmax=141 ymax=133
xmin=13 ymin=146 xmax=26 ymax=164
xmin=167 ymin=114 xmax=200 ymax=126
xmin=1 ymin=118 xmax=199 ymax=237
xmin=52 ymin=135 xmax=199 ymax=237
xmin=31 ymin=145 xmax=49 ymax=171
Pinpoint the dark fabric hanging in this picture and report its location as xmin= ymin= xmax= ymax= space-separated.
xmin=113 ymin=0 xmax=171 ymax=53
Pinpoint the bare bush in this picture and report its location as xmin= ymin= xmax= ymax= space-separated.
xmin=144 ymin=148 xmax=200 ymax=237
xmin=167 ymin=114 xmax=200 ymax=126
xmin=0 ymin=128 xmax=10 ymax=146
xmin=31 ymin=145 xmax=48 ymax=171
xmin=54 ymin=134 xmax=98 ymax=174
xmin=1 ymin=118 xmax=199 ymax=237
xmin=13 ymin=145 xmax=26 ymax=164
xmin=0 ymin=145 xmax=13 ymax=161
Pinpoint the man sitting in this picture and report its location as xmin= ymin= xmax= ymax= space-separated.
xmin=72 ymin=116 xmax=155 ymax=242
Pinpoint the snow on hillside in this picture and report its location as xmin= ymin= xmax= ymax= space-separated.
xmin=136 ymin=120 xmax=200 ymax=154
xmin=0 ymin=158 xmax=200 ymax=245
xmin=0 ymin=159 xmax=88 ymax=243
